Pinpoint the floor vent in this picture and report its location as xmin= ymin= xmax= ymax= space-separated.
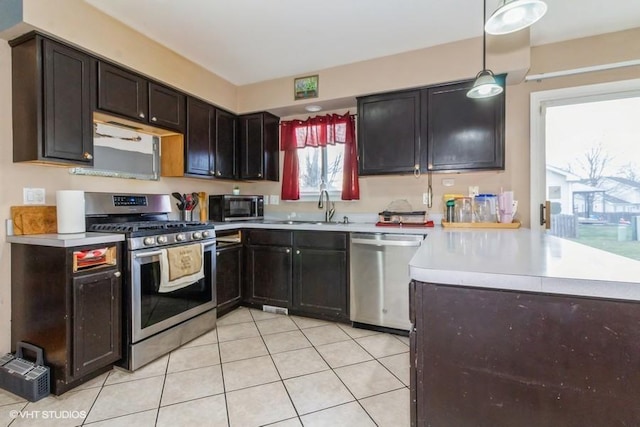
xmin=262 ymin=305 xmax=288 ymax=315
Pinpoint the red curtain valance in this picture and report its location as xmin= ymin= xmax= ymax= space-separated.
xmin=280 ymin=112 xmax=359 ymax=201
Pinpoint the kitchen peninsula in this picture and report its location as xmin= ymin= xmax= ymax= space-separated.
xmin=408 ymin=228 xmax=640 ymax=426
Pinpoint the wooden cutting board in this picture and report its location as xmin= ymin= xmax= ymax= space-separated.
xmin=11 ymin=206 xmax=58 ymax=235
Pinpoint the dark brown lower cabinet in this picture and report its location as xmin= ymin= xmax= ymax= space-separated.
xmin=410 ymin=281 xmax=640 ymax=427
xmin=244 ymin=244 xmax=293 ymax=307
xmin=72 ymin=270 xmax=121 ymax=378
xmin=242 ymin=230 xmax=349 ymax=321
xmin=216 ymin=243 xmax=243 ymax=317
xmin=11 ymin=243 xmax=122 ymax=395
xmin=292 ymin=231 xmax=348 ymax=321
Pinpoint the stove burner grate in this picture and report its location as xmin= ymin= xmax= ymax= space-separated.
xmin=90 ymin=220 xmax=208 ymax=233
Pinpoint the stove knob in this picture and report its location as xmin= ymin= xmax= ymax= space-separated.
xmin=157 ymin=236 xmax=168 ymax=244
xmin=192 ymin=231 xmax=203 ymax=240
xmin=176 ymin=234 xmax=186 ymax=242
xmin=143 ymin=237 xmax=155 ymax=246
xmin=202 ymin=231 xmax=211 ymax=238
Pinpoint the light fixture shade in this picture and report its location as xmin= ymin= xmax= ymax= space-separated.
xmin=466 ymin=70 xmax=504 ymax=98
xmin=485 ymin=0 xmax=547 ymax=35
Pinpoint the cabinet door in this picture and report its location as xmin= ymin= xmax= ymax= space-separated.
xmin=72 ymin=269 xmax=121 ymax=378
xmin=425 ymin=79 xmax=505 ymax=171
xmin=357 ymin=90 xmax=423 ymax=175
xmin=263 ymin=113 xmax=280 ymax=181
xmin=97 ymin=62 xmax=148 ymax=122
xmin=215 ymin=109 xmax=238 ymax=179
xmin=185 ymin=97 xmax=215 ymax=177
xmin=42 ymin=39 xmax=94 ymax=163
xmin=239 ymin=113 xmax=265 ymax=179
xmin=216 ymin=244 xmax=242 ymax=314
xmin=293 ymin=247 xmax=348 ymax=320
xmin=149 ymin=82 xmax=185 ymax=131
xmin=293 ymin=232 xmax=348 ymax=320
xmin=244 ymin=245 xmax=292 ymax=307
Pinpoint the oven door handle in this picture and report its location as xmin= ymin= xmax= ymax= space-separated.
xmin=134 ymin=250 xmax=163 ymax=259
xmin=134 ymin=241 xmax=216 ymax=259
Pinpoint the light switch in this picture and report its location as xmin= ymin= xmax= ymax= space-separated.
xmin=270 ymin=195 xmax=280 ymax=205
xmin=23 ymin=188 xmax=45 ymax=205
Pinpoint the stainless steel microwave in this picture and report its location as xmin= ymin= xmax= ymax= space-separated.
xmin=208 ymin=195 xmax=264 ymax=222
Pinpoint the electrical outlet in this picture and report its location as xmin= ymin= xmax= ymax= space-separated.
xmin=23 ymin=188 xmax=45 ymax=205
xmin=422 ymin=192 xmax=430 ymax=205
xmin=263 ymin=195 xmax=269 ymax=205
xmin=270 ymin=195 xmax=280 ymax=205
xmin=469 ymin=186 xmax=479 ymax=197
xmin=442 ymin=178 xmax=455 ymax=187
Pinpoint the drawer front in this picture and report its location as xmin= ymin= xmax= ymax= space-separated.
xmin=294 ymin=231 xmax=348 ymax=250
xmin=246 ymin=230 xmax=293 ymax=247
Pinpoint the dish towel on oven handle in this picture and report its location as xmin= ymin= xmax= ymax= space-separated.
xmin=158 ymin=243 xmax=205 ymax=293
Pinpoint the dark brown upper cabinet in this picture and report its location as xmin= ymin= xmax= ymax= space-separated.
xmin=185 ymin=97 xmax=215 ymax=177
xmin=238 ymin=112 xmax=280 ymax=181
xmin=357 ymin=78 xmax=505 ymax=175
xmin=149 ymin=82 xmax=186 ymax=131
xmin=215 ymin=109 xmax=238 ymax=179
xmin=97 ymin=62 xmax=185 ymax=132
xmin=425 ymin=78 xmax=505 ymax=171
xmin=11 ymin=34 xmax=95 ymax=165
xmin=357 ymin=90 xmax=425 ymax=176
xmin=183 ymin=96 xmax=238 ymax=179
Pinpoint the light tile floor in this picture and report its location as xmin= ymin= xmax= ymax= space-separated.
xmin=0 ymin=307 xmax=410 ymax=427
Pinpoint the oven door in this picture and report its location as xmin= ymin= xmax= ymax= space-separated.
xmin=130 ymin=240 xmax=216 ymax=342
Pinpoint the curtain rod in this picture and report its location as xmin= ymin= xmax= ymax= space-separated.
xmin=525 ymin=59 xmax=640 ymax=82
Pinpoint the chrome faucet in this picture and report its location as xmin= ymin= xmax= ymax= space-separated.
xmin=318 ymin=189 xmax=335 ymax=223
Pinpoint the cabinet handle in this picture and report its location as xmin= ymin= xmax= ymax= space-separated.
xmin=114 ymin=271 xmax=121 ymax=278
xmin=296 ymin=250 xmax=300 ymax=255
xmin=285 ymin=248 xmax=291 ymax=253
xmin=258 ymin=173 xmax=263 ymax=178
xmin=83 ymin=152 xmax=93 ymax=160
xmin=413 ymin=164 xmax=420 ymax=178
xmin=210 ymin=170 xmax=215 ymax=175
xmin=151 ymin=116 xmax=157 ymax=122
xmin=216 ymin=251 xmax=220 ymax=256
xmin=216 ymin=171 xmax=221 ymax=176
xmin=139 ymin=112 xmax=145 ymax=119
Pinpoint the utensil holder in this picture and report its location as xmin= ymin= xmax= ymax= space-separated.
xmin=180 ymin=210 xmax=193 ymax=221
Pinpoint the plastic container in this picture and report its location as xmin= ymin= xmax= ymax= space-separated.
xmin=474 ymin=194 xmax=497 ymax=223
xmin=454 ymin=197 xmax=473 ymax=223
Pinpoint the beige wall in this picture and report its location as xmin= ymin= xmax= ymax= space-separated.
xmin=0 ymin=0 xmax=638 ymax=352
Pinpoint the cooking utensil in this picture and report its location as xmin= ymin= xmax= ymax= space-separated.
xmin=172 ymin=193 xmax=185 ymax=210
xmin=191 ymin=192 xmax=199 ymax=211
xmin=198 ymin=192 xmax=207 ymax=222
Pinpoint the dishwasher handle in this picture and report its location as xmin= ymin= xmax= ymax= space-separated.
xmin=351 ymin=237 xmax=422 ymax=247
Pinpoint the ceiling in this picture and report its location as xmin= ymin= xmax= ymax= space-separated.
xmin=85 ymin=0 xmax=640 ymax=86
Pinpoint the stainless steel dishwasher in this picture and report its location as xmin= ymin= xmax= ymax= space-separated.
xmin=350 ymin=233 xmax=425 ymax=331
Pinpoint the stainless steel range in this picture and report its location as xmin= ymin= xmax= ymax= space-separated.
xmin=85 ymin=192 xmax=216 ymax=371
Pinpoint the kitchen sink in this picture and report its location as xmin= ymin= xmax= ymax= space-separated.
xmin=261 ymin=219 xmax=340 ymax=225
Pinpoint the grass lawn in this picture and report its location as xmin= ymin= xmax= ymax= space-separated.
xmin=569 ymin=224 xmax=640 ymax=261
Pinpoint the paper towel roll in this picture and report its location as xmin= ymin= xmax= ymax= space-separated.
xmin=56 ymin=190 xmax=86 ymax=234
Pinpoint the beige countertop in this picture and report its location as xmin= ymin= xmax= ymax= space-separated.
xmin=7 ymin=232 xmax=125 ymax=248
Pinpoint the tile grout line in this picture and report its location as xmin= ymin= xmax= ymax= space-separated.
xmin=250 ymin=308 xmax=303 ymax=425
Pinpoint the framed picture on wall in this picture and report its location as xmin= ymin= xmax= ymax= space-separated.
xmin=294 ymin=75 xmax=319 ymax=100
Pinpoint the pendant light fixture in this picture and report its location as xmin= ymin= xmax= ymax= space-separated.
xmin=485 ymin=0 xmax=547 ymax=35
xmin=467 ymin=0 xmax=503 ymax=99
